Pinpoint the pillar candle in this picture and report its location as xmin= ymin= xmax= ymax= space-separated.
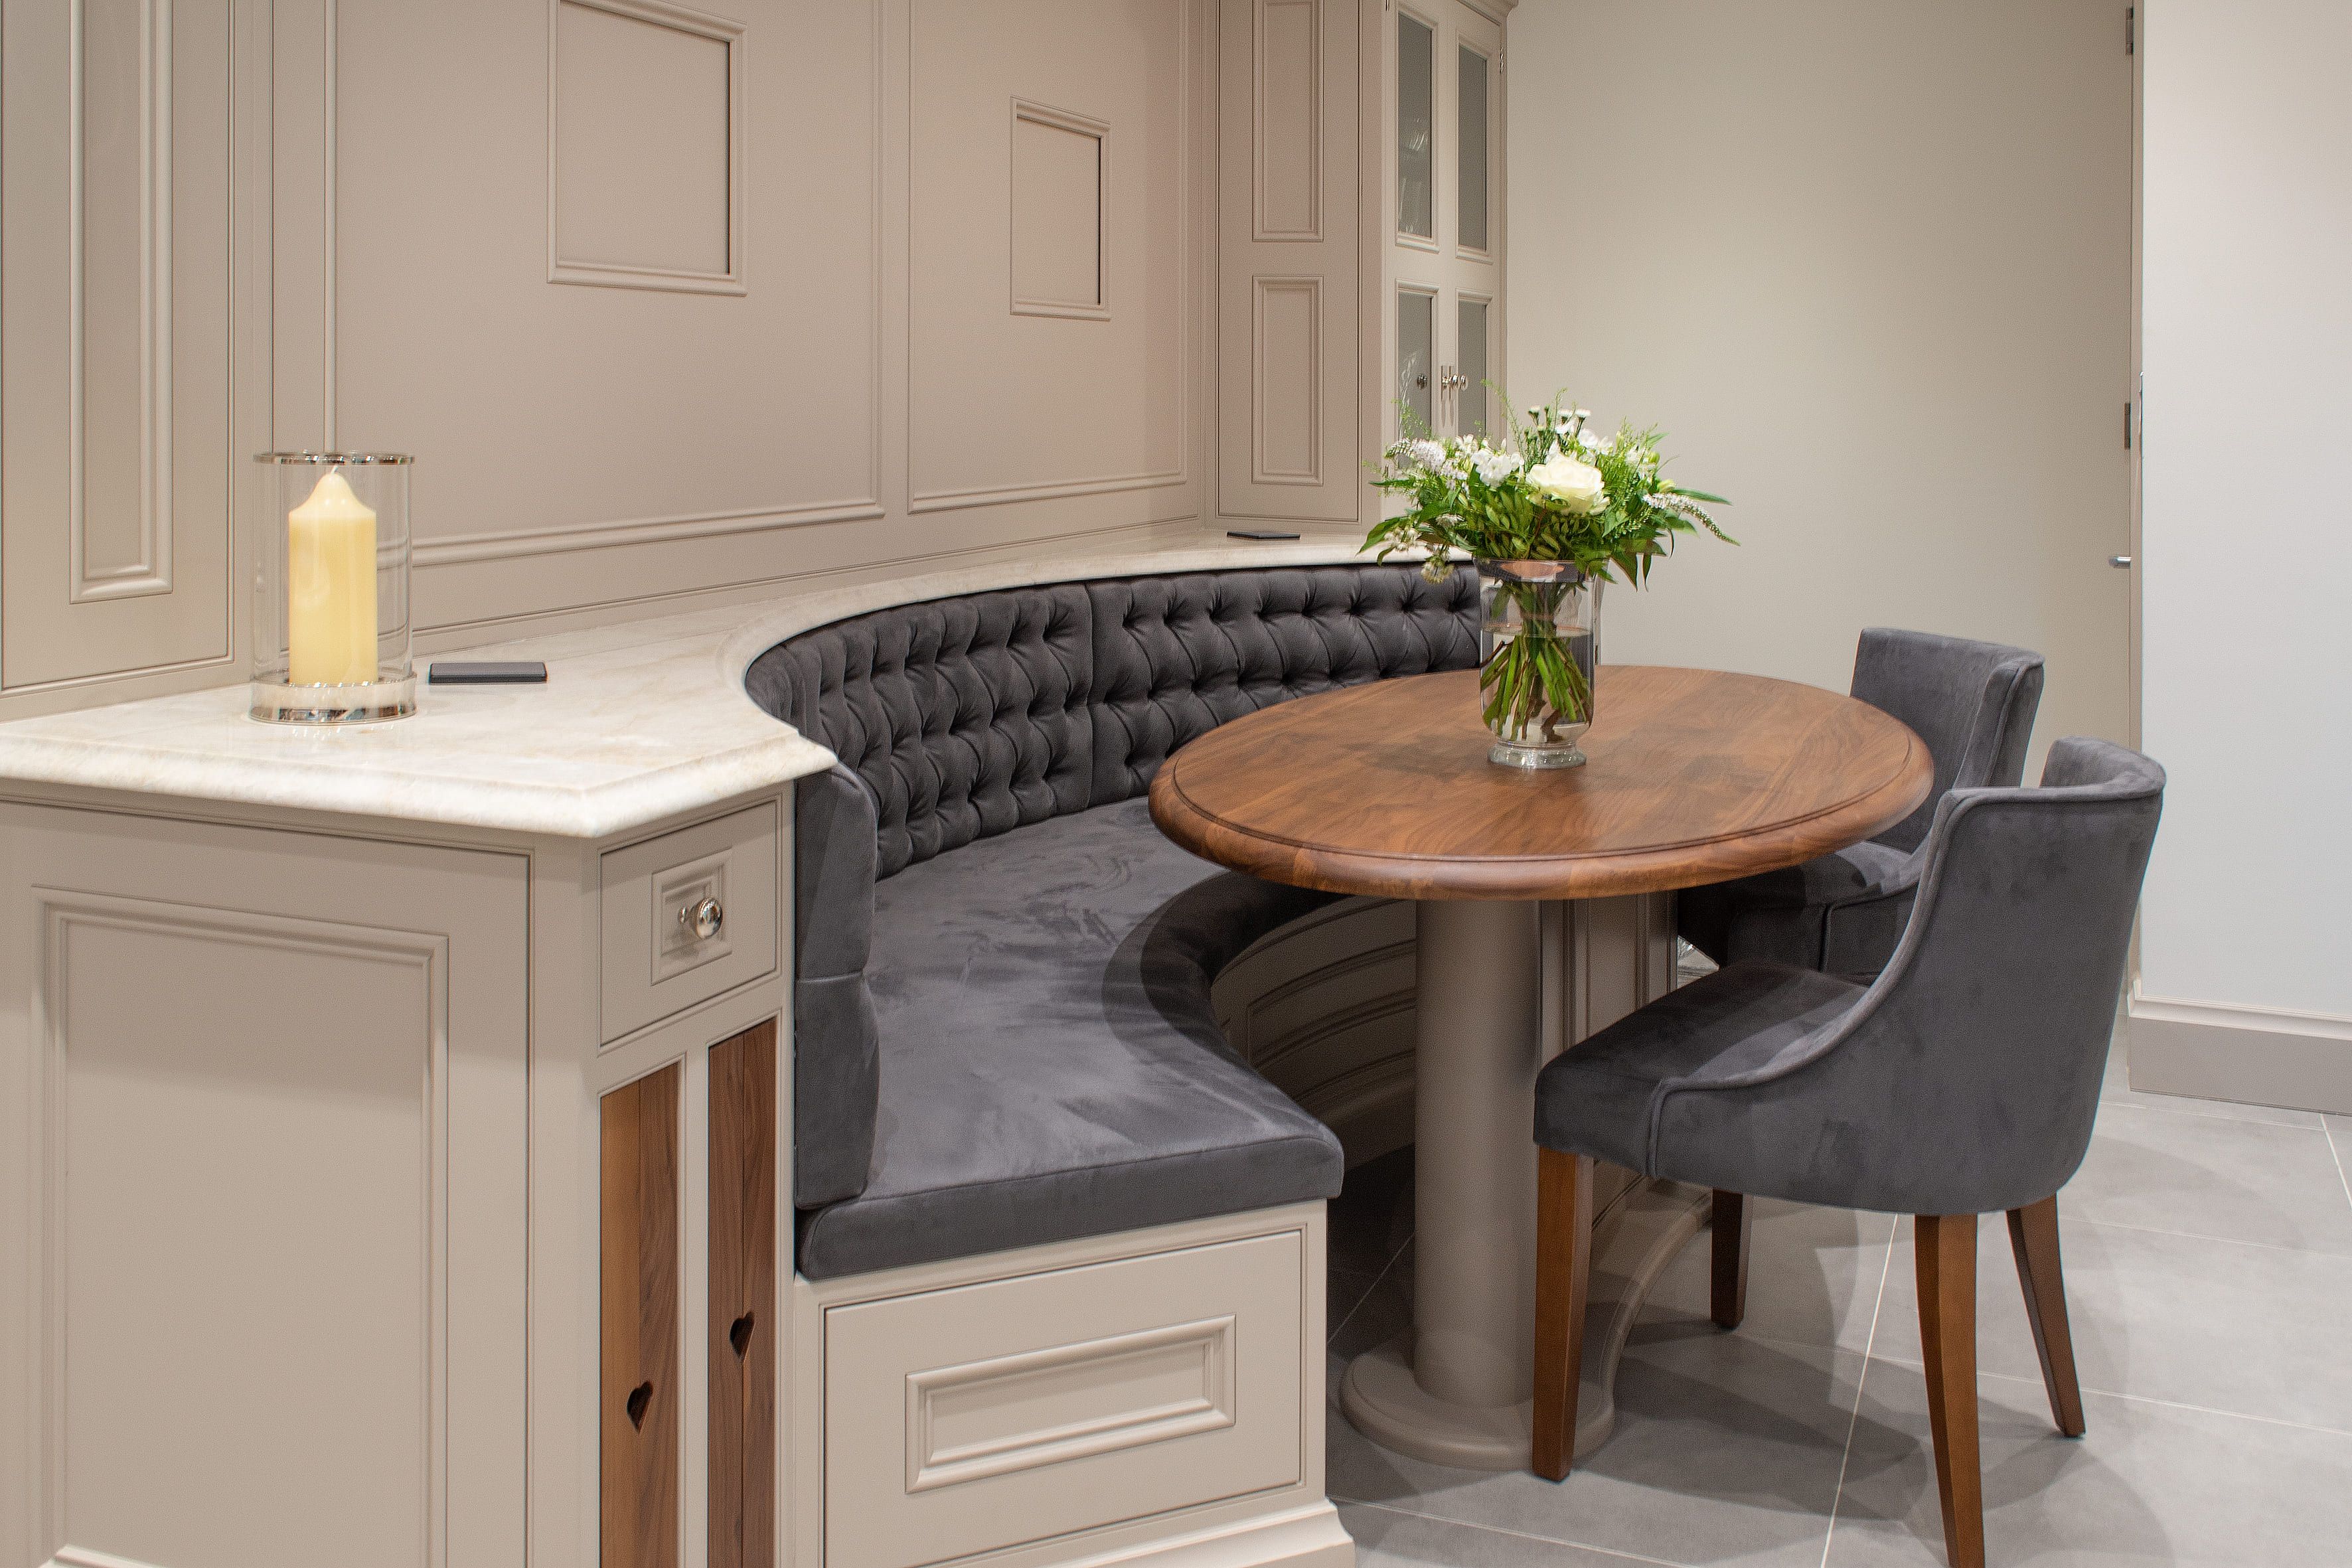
xmin=287 ymin=469 xmax=379 ymax=686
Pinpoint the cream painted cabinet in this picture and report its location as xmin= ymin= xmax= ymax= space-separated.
xmin=1215 ymin=0 xmax=1511 ymax=532
xmin=0 ymin=803 xmax=530 ymax=1568
xmin=1387 ymin=0 xmax=1505 ymax=446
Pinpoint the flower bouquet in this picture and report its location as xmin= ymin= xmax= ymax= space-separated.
xmin=1367 ymin=396 xmax=1731 ymax=767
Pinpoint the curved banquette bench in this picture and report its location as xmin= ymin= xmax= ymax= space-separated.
xmin=744 ymin=563 xmax=1481 ymax=1280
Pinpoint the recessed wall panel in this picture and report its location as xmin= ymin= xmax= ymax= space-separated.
xmin=908 ymin=0 xmax=1192 ymax=512
xmin=1254 ymin=0 xmax=1319 ymax=239
xmin=1 ymin=0 xmax=235 ymax=693
xmin=552 ymin=0 xmax=738 ymax=287
xmin=1253 ymin=277 xmax=1320 ymax=481
xmin=1011 ymin=104 xmax=1107 ymax=316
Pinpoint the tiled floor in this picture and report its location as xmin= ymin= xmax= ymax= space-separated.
xmin=1322 ymin=1027 xmax=2352 ymax=1567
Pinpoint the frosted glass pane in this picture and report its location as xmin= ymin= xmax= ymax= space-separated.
xmin=1399 ymin=290 xmax=1435 ymax=433
xmin=1458 ymin=298 xmax=1489 ymax=437
xmin=1458 ymin=46 xmax=1488 ymax=251
xmin=1397 ymin=15 xmax=1435 ymax=239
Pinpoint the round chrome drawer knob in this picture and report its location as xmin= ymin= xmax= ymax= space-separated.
xmin=681 ymin=896 xmax=726 ymax=941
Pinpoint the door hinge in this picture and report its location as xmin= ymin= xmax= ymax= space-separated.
xmin=2126 ymin=7 xmax=2136 ymax=55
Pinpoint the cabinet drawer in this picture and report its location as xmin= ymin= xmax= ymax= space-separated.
xmin=824 ymin=1231 xmax=1306 ymax=1568
xmin=600 ymin=803 xmax=779 ymax=1043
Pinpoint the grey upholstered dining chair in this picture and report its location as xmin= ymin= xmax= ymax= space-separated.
xmin=1530 ymin=736 xmax=2163 ymax=1568
xmin=1678 ymin=629 xmax=2045 ymax=980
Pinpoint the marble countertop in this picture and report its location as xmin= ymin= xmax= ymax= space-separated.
xmin=0 ymin=536 xmax=1396 ymax=839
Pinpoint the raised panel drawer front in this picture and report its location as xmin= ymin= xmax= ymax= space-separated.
xmin=824 ymin=1231 xmax=1306 ymax=1568
xmin=600 ymin=802 xmax=779 ymax=1042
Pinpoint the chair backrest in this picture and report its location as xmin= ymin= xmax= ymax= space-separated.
xmin=1851 ymin=628 xmax=2045 ymax=852
xmin=1710 ymin=737 xmax=2163 ymax=1217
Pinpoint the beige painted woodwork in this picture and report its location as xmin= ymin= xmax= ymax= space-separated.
xmin=0 ymin=803 xmax=530 ymax=1568
xmin=1383 ymin=0 xmax=1505 ymax=451
xmin=0 ymin=0 xmax=1512 ymax=721
xmin=1217 ymin=0 xmax=1362 ymax=524
xmin=0 ymin=0 xmax=258 ymax=710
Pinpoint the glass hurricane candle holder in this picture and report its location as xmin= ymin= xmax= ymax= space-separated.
xmin=250 ymin=452 xmax=417 ymax=724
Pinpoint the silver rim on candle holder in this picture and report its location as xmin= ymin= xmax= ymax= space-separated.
xmin=249 ymin=451 xmax=419 ymax=724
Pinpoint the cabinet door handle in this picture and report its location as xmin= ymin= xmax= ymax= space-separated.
xmin=680 ymin=896 xmax=725 ymax=941
xmin=2110 ymin=555 xmax=2133 ymax=569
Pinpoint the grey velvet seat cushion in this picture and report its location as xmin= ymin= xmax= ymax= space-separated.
xmin=1540 ymin=737 xmax=2164 ymax=1218
xmin=794 ymin=798 xmax=1347 ymax=1281
xmin=1678 ymin=627 xmax=2045 ymax=979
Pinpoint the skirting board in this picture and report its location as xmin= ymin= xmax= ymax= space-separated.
xmin=1050 ymin=1504 xmax=1355 ymax=1568
xmin=2127 ymin=990 xmax=2352 ymax=1115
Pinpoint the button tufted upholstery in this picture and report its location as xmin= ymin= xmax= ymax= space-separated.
xmin=742 ymin=562 xmax=1480 ymax=1279
xmin=745 ymin=586 xmax=1093 ymax=879
xmin=1088 ymin=568 xmax=1482 ymax=803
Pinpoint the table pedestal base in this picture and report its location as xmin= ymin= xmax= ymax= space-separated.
xmin=1340 ymin=1175 xmax=1711 ymax=1470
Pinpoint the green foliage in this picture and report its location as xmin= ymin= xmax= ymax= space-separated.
xmin=1364 ymin=391 xmax=1733 ymax=589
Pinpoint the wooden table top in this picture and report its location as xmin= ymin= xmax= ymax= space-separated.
xmin=1148 ymin=666 xmax=1933 ymax=901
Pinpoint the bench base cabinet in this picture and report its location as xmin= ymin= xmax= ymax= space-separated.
xmin=797 ymin=1206 xmax=1349 ymax=1568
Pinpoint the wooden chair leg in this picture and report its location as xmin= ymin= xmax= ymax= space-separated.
xmin=1711 ymin=1190 xmax=1751 ymax=1330
xmin=1916 ymin=1214 xmax=1985 ymax=1568
xmin=1532 ymin=1149 xmax=1593 ymax=1482
xmin=2007 ymin=1196 xmax=2087 ymax=1437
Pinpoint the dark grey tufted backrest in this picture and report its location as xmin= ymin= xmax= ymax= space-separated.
xmin=1089 ymin=567 xmax=1484 ymax=804
xmin=744 ymin=585 xmax=1095 ymax=878
xmin=744 ymin=564 xmax=1480 ymax=879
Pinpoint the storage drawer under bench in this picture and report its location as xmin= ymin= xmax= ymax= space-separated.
xmin=823 ymin=1227 xmax=1310 ymax=1568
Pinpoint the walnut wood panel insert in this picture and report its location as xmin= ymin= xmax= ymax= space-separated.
xmin=1150 ymin=665 xmax=1934 ymax=900
xmin=709 ymin=1021 xmax=778 ymax=1568
xmin=602 ymin=1061 xmax=682 ymax=1568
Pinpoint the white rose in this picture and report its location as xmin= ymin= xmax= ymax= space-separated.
xmin=1527 ymin=455 xmax=1608 ymax=514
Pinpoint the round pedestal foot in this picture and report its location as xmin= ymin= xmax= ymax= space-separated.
xmin=1340 ymin=1332 xmax=1612 ymax=1470
xmin=1338 ymin=1178 xmax=1713 ymax=1472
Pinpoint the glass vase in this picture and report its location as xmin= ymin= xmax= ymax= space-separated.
xmin=250 ymin=452 xmax=417 ymax=724
xmin=1476 ymin=560 xmax=1601 ymax=769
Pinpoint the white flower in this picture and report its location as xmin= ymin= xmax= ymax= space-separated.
xmin=1407 ymin=439 xmax=1447 ymax=470
xmin=1527 ymin=454 xmax=1608 ymax=514
xmin=1468 ymin=447 xmax=1518 ymax=485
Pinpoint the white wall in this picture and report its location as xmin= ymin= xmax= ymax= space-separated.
xmin=2136 ymin=2 xmax=2352 ymax=1049
xmin=1504 ymin=1 xmax=2134 ymax=772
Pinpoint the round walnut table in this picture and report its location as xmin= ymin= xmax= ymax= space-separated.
xmin=1149 ymin=665 xmax=1930 ymax=1470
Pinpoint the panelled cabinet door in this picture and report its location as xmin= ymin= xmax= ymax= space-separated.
xmin=1388 ymin=0 xmax=1504 ymax=446
xmin=0 ymin=805 xmax=528 ymax=1568
xmin=1217 ymin=0 xmax=1363 ymax=524
xmin=0 ymin=0 xmax=240 ymax=697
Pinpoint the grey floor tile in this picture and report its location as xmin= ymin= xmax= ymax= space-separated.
xmin=1328 ymin=1328 xmax=1872 ymax=1568
xmin=1641 ymin=1199 xmax=1894 ymax=1356
xmin=2061 ymin=1104 xmax=2352 ymax=1255
xmin=2323 ymin=1118 xmax=2352 ymax=1206
xmin=1824 ymin=1364 xmax=2352 ymax=1567
xmin=1338 ymin=1504 xmax=1663 ymax=1568
xmin=2101 ymin=1035 xmax=2321 ymax=1129
xmin=1871 ymin=1214 xmax=2352 ymax=1434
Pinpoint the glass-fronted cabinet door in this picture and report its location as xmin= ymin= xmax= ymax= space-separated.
xmin=1389 ymin=0 xmax=1504 ymax=447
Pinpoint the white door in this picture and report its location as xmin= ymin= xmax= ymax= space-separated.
xmin=1390 ymin=1 xmax=1504 ymax=444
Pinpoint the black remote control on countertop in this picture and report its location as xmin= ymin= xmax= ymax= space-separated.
xmin=428 ymin=661 xmax=548 ymax=684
